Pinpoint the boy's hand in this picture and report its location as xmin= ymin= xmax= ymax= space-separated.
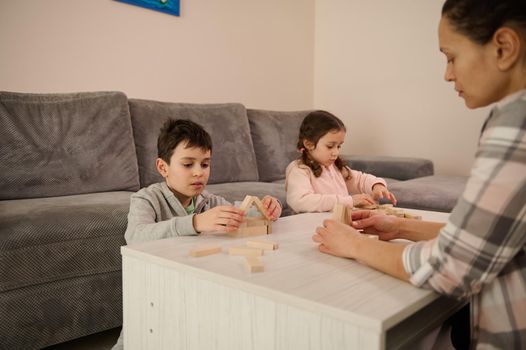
xmin=193 ymin=206 xmax=245 ymax=233
xmin=372 ymin=184 xmax=397 ymax=205
xmin=261 ymin=195 xmax=282 ymax=220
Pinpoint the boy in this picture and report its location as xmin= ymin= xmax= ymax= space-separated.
xmin=126 ymin=118 xmax=282 ymax=242
xmin=111 ymin=118 xmax=282 ymax=349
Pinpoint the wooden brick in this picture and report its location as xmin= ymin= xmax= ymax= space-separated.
xmin=246 ymin=239 xmax=278 ymax=250
xmin=244 ymin=256 xmax=264 ymax=272
xmin=229 ymin=225 xmax=268 ymax=237
xmin=189 ymin=246 xmax=221 ymax=257
xmin=238 ymin=195 xmax=255 ymax=211
xmin=228 ymin=246 xmax=264 ymax=256
xmin=332 ymin=203 xmax=350 ymax=225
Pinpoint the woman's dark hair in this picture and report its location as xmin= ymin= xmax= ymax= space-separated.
xmin=442 ymin=0 xmax=526 ymax=44
xmin=157 ymin=119 xmax=212 ymax=163
xmin=297 ymin=110 xmax=348 ymax=177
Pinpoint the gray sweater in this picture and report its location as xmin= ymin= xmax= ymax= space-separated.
xmin=124 ymin=182 xmax=231 ymax=244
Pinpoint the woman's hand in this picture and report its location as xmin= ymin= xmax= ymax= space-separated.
xmin=351 ymin=210 xmax=401 ymax=241
xmin=312 ymin=219 xmax=360 ymax=258
xmin=193 ymin=206 xmax=245 ymax=233
xmin=372 ymin=184 xmax=397 ymax=205
xmin=262 ymin=195 xmax=282 ymax=220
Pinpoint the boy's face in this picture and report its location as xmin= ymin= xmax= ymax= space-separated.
xmin=156 ymin=141 xmax=211 ymax=207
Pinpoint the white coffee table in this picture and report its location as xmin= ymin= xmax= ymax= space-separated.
xmin=121 ymin=209 xmax=463 ymax=350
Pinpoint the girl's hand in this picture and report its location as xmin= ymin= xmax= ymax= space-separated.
xmin=262 ymin=195 xmax=282 ymax=220
xmin=350 ymin=210 xmax=401 ymax=241
xmin=312 ymin=219 xmax=360 ymax=258
xmin=372 ymin=184 xmax=397 ymax=205
xmin=193 ymin=206 xmax=245 ymax=233
xmin=352 ymin=193 xmax=376 ymax=207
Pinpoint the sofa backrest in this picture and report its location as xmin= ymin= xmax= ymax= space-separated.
xmin=0 ymin=91 xmax=140 ymax=200
xmin=247 ymin=109 xmax=312 ymax=182
xmin=129 ymin=99 xmax=259 ymax=187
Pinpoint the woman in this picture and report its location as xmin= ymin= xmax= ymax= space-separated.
xmin=312 ymin=1 xmax=526 ymax=348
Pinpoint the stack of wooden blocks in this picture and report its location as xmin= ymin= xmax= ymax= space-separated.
xmin=228 ymin=195 xmax=273 ymax=237
xmin=357 ymin=203 xmax=422 ymax=220
xmin=189 ymin=195 xmax=277 ymax=273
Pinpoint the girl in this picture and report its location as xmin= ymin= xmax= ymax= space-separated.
xmin=313 ymin=1 xmax=526 ymax=349
xmin=285 ymin=110 xmax=396 ymax=213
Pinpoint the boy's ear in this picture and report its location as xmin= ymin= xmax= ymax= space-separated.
xmin=493 ymin=27 xmax=522 ymax=71
xmin=156 ymin=158 xmax=169 ymax=178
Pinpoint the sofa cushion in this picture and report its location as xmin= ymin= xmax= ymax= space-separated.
xmin=248 ymin=109 xmax=311 ymax=182
xmin=129 ymin=100 xmax=259 ymax=186
xmin=0 ymin=91 xmax=139 ymax=200
xmin=0 ymin=192 xmax=130 ymax=293
xmin=388 ymin=175 xmax=468 ymax=212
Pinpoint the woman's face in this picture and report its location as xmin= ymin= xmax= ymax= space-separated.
xmin=439 ymin=16 xmax=509 ymax=108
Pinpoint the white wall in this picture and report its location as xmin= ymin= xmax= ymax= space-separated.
xmin=0 ymin=0 xmax=314 ymax=110
xmin=314 ymin=0 xmax=490 ymax=175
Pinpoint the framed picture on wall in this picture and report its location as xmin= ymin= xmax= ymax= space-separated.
xmin=115 ymin=0 xmax=180 ymax=17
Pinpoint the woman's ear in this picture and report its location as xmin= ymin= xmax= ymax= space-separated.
xmin=493 ymin=27 xmax=522 ymax=71
xmin=156 ymin=158 xmax=168 ymax=177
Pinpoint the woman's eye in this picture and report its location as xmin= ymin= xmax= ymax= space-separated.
xmin=202 ymin=163 xmax=210 ymax=168
xmin=183 ymin=163 xmax=192 ymax=168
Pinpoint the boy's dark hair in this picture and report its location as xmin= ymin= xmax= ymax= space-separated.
xmin=442 ymin=0 xmax=526 ymax=44
xmin=157 ymin=119 xmax=212 ymax=163
xmin=297 ymin=110 xmax=348 ymax=178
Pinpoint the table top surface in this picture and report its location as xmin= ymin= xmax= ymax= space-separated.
xmin=122 ymin=208 xmax=450 ymax=332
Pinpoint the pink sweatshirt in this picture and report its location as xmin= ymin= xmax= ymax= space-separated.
xmin=285 ymin=160 xmax=387 ymax=213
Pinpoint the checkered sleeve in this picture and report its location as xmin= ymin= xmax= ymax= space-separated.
xmin=403 ymin=99 xmax=526 ymax=300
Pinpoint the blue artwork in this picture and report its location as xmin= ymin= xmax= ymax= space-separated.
xmin=115 ymin=0 xmax=180 ymax=17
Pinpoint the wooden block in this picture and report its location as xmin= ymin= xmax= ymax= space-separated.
xmin=267 ymin=223 xmax=272 ymax=234
xmin=244 ymin=256 xmax=264 ymax=273
xmin=189 ymin=246 xmax=221 ymax=257
xmin=238 ymin=195 xmax=256 ymax=211
xmin=252 ymin=197 xmax=272 ymax=220
xmin=332 ymin=203 xmax=350 ymax=225
xmin=246 ymin=218 xmax=267 ymax=227
xmin=229 ymin=225 xmax=269 ymax=237
xmin=228 ymin=246 xmax=263 ymax=256
xmin=246 ymin=239 xmax=278 ymax=250
xmin=364 ymin=234 xmax=379 ymax=240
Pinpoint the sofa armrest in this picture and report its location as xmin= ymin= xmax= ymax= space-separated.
xmin=342 ymin=155 xmax=434 ymax=181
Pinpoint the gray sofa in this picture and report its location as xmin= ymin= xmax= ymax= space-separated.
xmin=0 ymin=90 xmax=467 ymax=349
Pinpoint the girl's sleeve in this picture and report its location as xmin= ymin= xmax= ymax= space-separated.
xmin=124 ymin=194 xmax=198 ymax=244
xmin=346 ymin=168 xmax=387 ymax=194
xmin=286 ymin=164 xmax=354 ymax=212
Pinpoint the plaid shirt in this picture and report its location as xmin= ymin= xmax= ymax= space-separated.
xmin=403 ymin=90 xmax=526 ymax=349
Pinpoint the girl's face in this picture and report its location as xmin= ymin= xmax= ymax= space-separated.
xmin=305 ymin=129 xmax=345 ymax=167
xmin=439 ymin=16 xmax=510 ymax=108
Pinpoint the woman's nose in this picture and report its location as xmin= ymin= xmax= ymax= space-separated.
xmin=444 ymin=65 xmax=455 ymax=82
